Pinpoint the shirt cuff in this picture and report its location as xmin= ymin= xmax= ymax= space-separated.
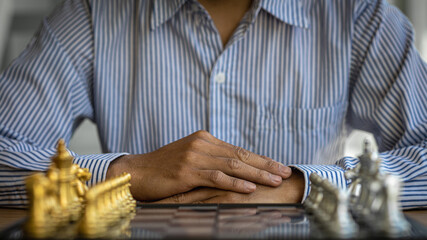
xmin=290 ymin=164 xmax=348 ymax=203
xmin=73 ymin=153 xmax=129 ymax=186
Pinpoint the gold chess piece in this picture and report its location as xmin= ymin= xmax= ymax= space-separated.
xmin=71 ymin=164 xmax=91 ymax=203
xmin=25 ymin=139 xmax=92 ymax=238
xmin=52 ymin=139 xmax=78 ymax=221
xmin=24 ymin=174 xmax=55 ymax=238
xmin=79 ymin=173 xmax=135 ymax=238
xmin=25 ymin=138 xmax=135 ymax=239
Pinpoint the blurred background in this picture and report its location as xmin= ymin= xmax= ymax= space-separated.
xmin=0 ymin=0 xmax=425 ymax=156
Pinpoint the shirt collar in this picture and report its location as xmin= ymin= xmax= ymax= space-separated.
xmin=260 ymin=0 xmax=310 ymax=29
xmin=150 ymin=0 xmax=187 ymax=30
xmin=150 ymin=0 xmax=310 ymax=30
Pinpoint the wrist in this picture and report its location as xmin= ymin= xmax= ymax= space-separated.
xmin=280 ymin=168 xmax=304 ymax=203
xmin=291 ymin=168 xmax=305 ymax=202
xmin=106 ymin=154 xmax=130 ymax=179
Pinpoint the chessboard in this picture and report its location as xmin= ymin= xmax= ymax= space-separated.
xmin=2 ymin=203 xmax=427 ymax=239
xmin=2 ymin=139 xmax=427 ymax=239
xmin=132 ymin=204 xmax=307 ymax=239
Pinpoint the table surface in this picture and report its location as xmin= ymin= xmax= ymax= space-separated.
xmin=1 ymin=207 xmax=427 ymax=233
xmin=0 ymin=208 xmax=26 ymax=232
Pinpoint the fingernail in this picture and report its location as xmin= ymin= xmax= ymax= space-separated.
xmin=271 ymin=174 xmax=282 ymax=183
xmin=245 ymin=182 xmax=256 ymax=191
xmin=280 ymin=165 xmax=291 ymax=175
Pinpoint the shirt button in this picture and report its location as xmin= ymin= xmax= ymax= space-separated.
xmin=214 ymin=72 xmax=226 ymax=84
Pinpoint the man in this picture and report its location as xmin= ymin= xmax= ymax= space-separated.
xmin=0 ymin=0 xmax=426 ymax=208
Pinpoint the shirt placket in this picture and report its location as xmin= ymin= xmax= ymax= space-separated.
xmin=188 ymin=0 xmax=261 ymax=141
xmin=203 ymin=3 xmax=261 ymax=141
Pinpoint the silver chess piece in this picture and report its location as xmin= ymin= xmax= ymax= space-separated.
xmin=304 ymin=174 xmax=324 ymax=213
xmin=375 ymin=175 xmax=410 ymax=236
xmin=327 ymin=187 xmax=358 ymax=238
xmin=348 ymin=139 xmax=410 ymax=236
xmin=345 ymin=164 xmax=361 ymax=205
xmin=351 ymin=139 xmax=382 ymax=217
xmin=306 ymin=173 xmax=357 ymax=238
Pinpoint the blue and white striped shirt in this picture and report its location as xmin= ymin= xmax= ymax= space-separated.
xmin=0 ymin=0 xmax=426 ymax=208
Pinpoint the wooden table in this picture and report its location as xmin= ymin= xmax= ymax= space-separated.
xmin=0 ymin=208 xmax=26 ymax=232
xmin=1 ymin=208 xmax=427 ymax=233
xmin=405 ymin=210 xmax=427 ymax=227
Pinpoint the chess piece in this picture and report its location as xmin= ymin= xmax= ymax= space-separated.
xmin=325 ymin=185 xmax=358 ymax=238
xmin=306 ymin=173 xmax=357 ymax=238
xmin=25 ymin=138 xmax=135 ymax=238
xmin=121 ymin=172 xmax=136 ymax=213
xmin=364 ymin=175 xmax=410 ymax=237
xmin=45 ymin=160 xmax=66 ymax=224
xmin=52 ymin=139 xmax=82 ymax=222
xmin=79 ymin=182 xmax=106 ymax=238
xmin=313 ymin=177 xmax=334 ymax=224
xmin=352 ymin=139 xmax=382 ymax=217
xmin=79 ymin=173 xmax=136 ymax=238
xmin=24 ymin=174 xmax=55 ymax=238
xmin=71 ymin=164 xmax=91 ymax=202
xmin=25 ymin=139 xmax=93 ymax=238
xmin=345 ymin=164 xmax=361 ymax=205
xmin=304 ymin=173 xmax=324 ymax=213
xmin=347 ymin=139 xmax=410 ymax=237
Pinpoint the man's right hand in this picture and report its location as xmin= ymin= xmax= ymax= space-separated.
xmin=106 ymin=130 xmax=292 ymax=201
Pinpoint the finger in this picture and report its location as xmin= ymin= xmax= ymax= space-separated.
xmin=198 ymin=195 xmax=242 ymax=204
xmin=197 ymin=196 xmax=221 ymax=204
xmin=152 ymin=188 xmax=219 ymax=204
xmin=189 ymin=131 xmax=291 ymax=178
xmin=197 ymin=155 xmax=283 ymax=187
xmin=222 ymin=144 xmax=291 ymax=178
xmin=199 ymin=169 xmax=256 ymax=193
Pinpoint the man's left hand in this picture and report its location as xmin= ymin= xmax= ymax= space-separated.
xmin=153 ymin=169 xmax=305 ymax=204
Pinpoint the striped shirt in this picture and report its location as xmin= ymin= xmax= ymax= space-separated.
xmin=0 ymin=0 xmax=426 ymax=209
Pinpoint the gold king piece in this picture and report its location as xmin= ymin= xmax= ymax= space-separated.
xmin=24 ymin=139 xmax=136 ymax=239
xmin=25 ymin=139 xmax=90 ymax=238
xmin=53 ymin=139 xmax=85 ymax=222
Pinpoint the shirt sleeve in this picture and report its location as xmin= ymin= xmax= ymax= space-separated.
xmin=293 ymin=0 xmax=427 ymax=210
xmin=0 ymin=0 xmax=127 ymax=208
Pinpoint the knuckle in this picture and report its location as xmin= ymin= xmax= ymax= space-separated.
xmin=187 ymin=139 xmax=201 ymax=150
xmin=172 ymin=193 xmax=186 ymax=203
xmin=231 ymin=178 xmax=239 ymax=188
xmin=234 ymin=146 xmax=251 ymax=161
xmin=209 ymin=170 xmax=223 ymax=183
xmin=265 ymin=160 xmax=276 ymax=169
xmin=182 ymin=150 xmax=196 ymax=162
xmin=186 ymin=140 xmax=196 ymax=150
xmin=194 ymin=130 xmax=210 ymax=139
xmin=226 ymin=158 xmax=241 ymax=170
xmin=174 ymin=168 xmax=185 ymax=180
xmin=256 ymin=169 xmax=265 ymax=179
xmin=175 ymin=166 xmax=191 ymax=180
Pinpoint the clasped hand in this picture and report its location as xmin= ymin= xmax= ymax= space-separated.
xmin=107 ymin=130 xmax=295 ymax=202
